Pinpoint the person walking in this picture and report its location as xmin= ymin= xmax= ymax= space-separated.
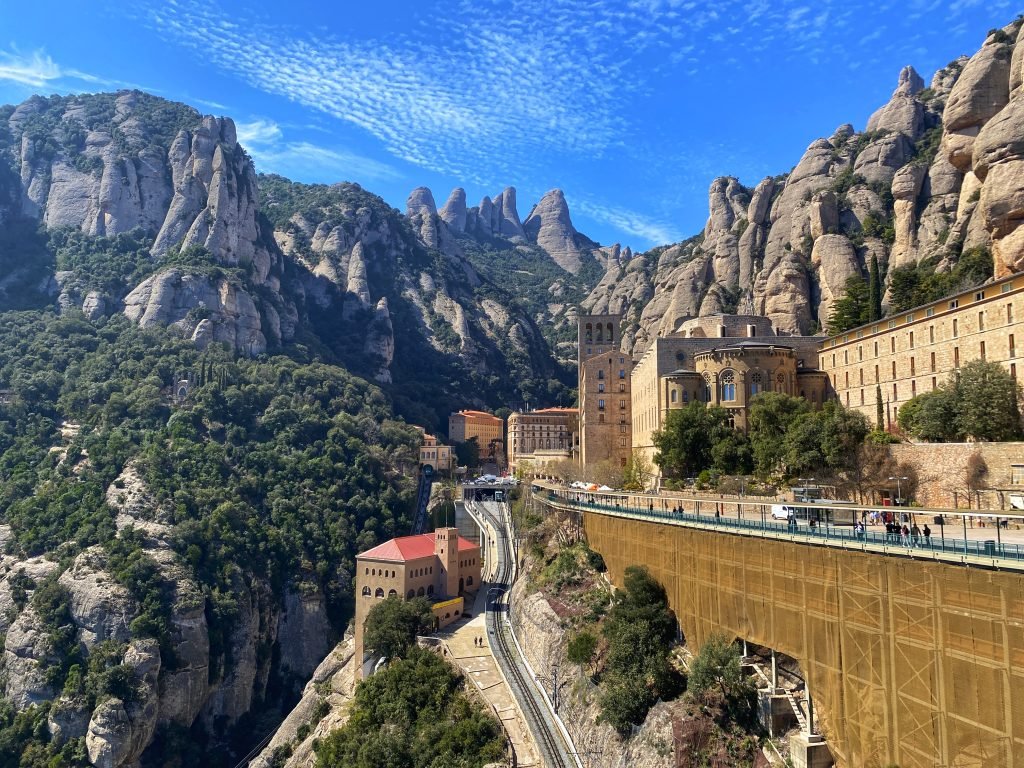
xmin=923 ymin=524 xmax=932 ymax=547
xmin=901 ymin=523 xmax=911 ymax=546
xmin=911 ymin=523 xmax=921 ymax=547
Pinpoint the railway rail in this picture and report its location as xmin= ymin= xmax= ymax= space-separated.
xmin=477 ymin=500 xmax=574 ymax=768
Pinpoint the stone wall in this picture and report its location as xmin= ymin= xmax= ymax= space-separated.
xmin=889 ymin=441 xmax=1024 ymax=509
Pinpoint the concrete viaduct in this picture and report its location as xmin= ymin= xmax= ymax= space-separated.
xmin=534 ymin=487 xmax=1024 ymax=768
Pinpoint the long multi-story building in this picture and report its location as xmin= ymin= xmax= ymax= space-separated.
xmin=578 ymin=314 xmax=633 ymax=471
xmin=448 ymin=410 xmax=503 ymax=447
xmin=630 ymin=315 xmax=826 ymax=473
xmin=507 ymin=407 xmax=578 ymax=474
xmin=819 ymin=272 xmax=1024 ymax=425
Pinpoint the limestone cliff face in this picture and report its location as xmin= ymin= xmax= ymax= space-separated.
xmin=585 ymin=17 xmax=1024 ymax=352
xmin=1 ymin=90 xmax=293 ymax=353
xmin=0 ymin=464 xmax=335 ymax=768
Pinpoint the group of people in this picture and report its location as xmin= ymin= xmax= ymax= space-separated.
xmin=883 ymin=521 xmax=932 ymax=547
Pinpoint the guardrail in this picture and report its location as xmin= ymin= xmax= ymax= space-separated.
xmin=536 ymin=491 xmax=1024 ymax=568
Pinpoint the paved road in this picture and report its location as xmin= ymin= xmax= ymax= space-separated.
xmin=472 ymin=500 xmax=578 ymax=768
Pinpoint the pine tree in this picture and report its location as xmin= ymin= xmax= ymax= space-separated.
xmin=875 ymin=385 xmax=884 ymax=431
xmin=868 ymin=256 xmax=882 ymax=321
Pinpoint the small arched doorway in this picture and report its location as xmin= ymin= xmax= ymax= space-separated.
xmin=459 ymin=577 xmax=465 ymax=593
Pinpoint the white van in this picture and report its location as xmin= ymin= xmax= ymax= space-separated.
xmin=771 ymin=504 xmax=796 ymax=520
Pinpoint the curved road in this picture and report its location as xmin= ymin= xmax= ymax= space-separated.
xmin=470 ymin=500 xmax=577 ymax=768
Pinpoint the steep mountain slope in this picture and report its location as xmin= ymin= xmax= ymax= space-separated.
xmin=585 ymin=18 xmax=1024 ymax=356
xmin=0 ymin=92 xmax=603 ymax=426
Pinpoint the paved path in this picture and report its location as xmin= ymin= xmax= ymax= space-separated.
xmin=437 ymin=586 xmax=541 ymax=766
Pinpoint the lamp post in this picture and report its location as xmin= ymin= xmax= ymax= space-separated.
xmin=888 ymin=475 xmax=908 ymax=506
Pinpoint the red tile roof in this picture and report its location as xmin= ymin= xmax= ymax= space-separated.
xmin=358 ymin=533 xmax=479 ymax=562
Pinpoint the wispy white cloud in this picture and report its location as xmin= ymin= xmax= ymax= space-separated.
xmin=252 ymin=141 xmax=402 ymax=184
xmin=574 ymin=198 xmax=683 ymax=247
xmin=235 ymin=118 xmax=283 ymax=148
xmin=0 ymin=46 xmax=146 ymax=92
xmin=235 ymin=116 xmax=401 ymax=184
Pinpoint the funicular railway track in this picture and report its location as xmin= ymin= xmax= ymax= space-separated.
xmin=477 ymin=500 xmax=573 ymax=768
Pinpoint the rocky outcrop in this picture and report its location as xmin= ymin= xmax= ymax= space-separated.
xmin=467 ymin=187 xmax=524 ymax=240
xmin=364 ymin=297 xmax=395 ymax=383
xmin=973 ymin=60 xmax=1024 ymax=276
xmin=585 ymin=18 xmax=1024 ymax=351
xmin=942 ymin=32 xmax=1014 ymax=173
xmin=867 ymin=65 xmax=926 ymax=137
xmin=250 ymin=640 xmax=357 ymax=768
xmin=811 ymin=234 xmax=861 ymax=329
xmin=439 ymin=187 xmax=468 ymax=232
xmin=405 ymin=186 xmax=437 ymax=218
xmin=123 ymin=269 xmax=267 ymax=354
xmin=522 ymin=189 xmax=590 ymax=273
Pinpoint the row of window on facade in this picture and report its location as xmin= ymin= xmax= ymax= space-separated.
xmin=666 ymin=370 xmax=786 ymax=404
xmin=832 ymin=288 xmax=1016 ymax=346
xmin=836 ymin=347 xmax=1018 ymax=389
xmin=362 ymin=584 xmax=435 ymax=598
xmin=829 ymin=305 xmax=1017 ymax=366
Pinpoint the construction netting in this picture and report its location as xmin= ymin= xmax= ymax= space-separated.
xmin=580 ymin=508 xmax=1024 ymax=768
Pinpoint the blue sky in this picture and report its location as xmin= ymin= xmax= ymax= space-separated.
xmin=0 ymin=0 xmax=1017 ymax=251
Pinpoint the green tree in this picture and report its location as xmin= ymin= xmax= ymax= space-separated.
xmin=899 ymin=361 xmax=1022 ymax=442
xmin=455 ymin=437 xmax=480 ymax=469
xmin=362 ymin=597 xmax=434 ymax=660
xmin=652 ymin=402 xmax=735 ymax=479
xmin=748 ymin=393 xmax=810 ymax=476
xmin=315 ymin=646 xmax=505 ymax=768
xmin=955 ymin=360 xmax=1023 ymax=441
xmin=622 ymin=450 xmax=654 ymax=491
xmin=868 ymin=255 xmax=882 ymax=322
xmin=567 ymin=630 xmax=598 ymax=670
xmin=875 ymin=384 xmax=884 ymax=431
xmin=687 ymin=632 xmax=756 ymax=723
xmin=598 ymin=566 xmax=681 ymax=736
xmin=827 ymin=275 xmax=870 ymax=334
xmin=897 ymin=388 xmax=958 ymax=441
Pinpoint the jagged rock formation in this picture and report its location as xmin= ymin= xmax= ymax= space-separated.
xmin=584 ymin=17 xmax=1024 ymax=351
xmin=522 ymin=189 xmax=594 ymax=274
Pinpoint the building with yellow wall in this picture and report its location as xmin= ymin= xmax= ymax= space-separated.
xmin=507 ymin=407 xmax=578 ymax=474
xmin=419 ymin=433 xmax=451 ymax=472
xmin=353 ymin=528 xmax=481 ymax=677
xmin=818 ymin=272 xmax=1024 ymax=425
xmin=449 ymin=410 xmax=503 ymax=447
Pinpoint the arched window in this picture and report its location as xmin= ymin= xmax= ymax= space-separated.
xmin=388 ymin=589 xmax=397 ymax=597
xmin=777 ymin=372 xmax=785 ymax=390
xmin=362 ymin=586 xmax=371 ymax=597
xmin=407 ymin=590 xmax=415 ymax=599
xmin=721 ymin=370 xmax=736 ymax=402
xmin=607 ymin=323 xmax=614 ymax=343
xmin=585 ymin=323 xmax=593 ymax=342
xmin=671 ymin=389 xmax=677 ymax=403
xmin=596 ymin=325 xmax=604 ymax=342
xmin=750 ymin=372 xmax=763 ymax=397
xmin=374 ymin=587 xmax=384 ymax=598
xmin=702 ymin=373 xmax=713 ymax=402
xmin=417 ymin=587 xmax=425 ymax=597
xmin=467 ymin=575 xmax=474 ymax=586
xmin=427 ymin=585 xmax=434 ymax=596
xmin=371 ymin=569 xmax=375 ymax=576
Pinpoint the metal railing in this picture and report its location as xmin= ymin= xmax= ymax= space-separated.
xmin=536 ymin=491 xmax=1024 ymax=567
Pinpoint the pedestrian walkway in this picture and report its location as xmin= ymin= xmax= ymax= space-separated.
xmin=437 ymin=589 xmax=541 ymax=767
